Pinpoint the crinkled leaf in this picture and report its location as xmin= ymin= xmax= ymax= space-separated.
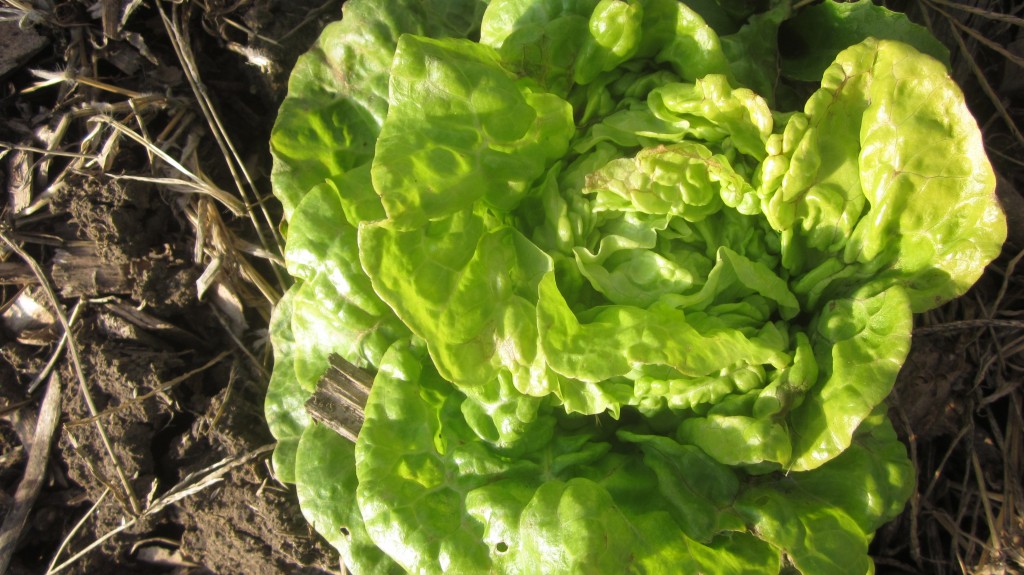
xmin=791 ymin=410 xmax=915 ymax=533
xmin=359 ymin=210 xmax=552 ymax=394
xmin=677 ymin=412 xmax=792 ymax=468
xmin=296 ymin=424 xmax=403 ymax=574
xmin=372 ymin=35 xmax=574 ymax=228
xmin=537 ymin=272 xmax=789 ymax=385
xmin=789 ymin=286 xmax=912 ymax=471
xmin=270 ymin=0 xmax=488 ymax=216
xmin=736 ymin=487 xmax=871 ymax=575
xmin=649 ymin=75 xmax=773 ymax=160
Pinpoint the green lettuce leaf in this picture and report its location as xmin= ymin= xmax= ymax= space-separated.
xmin=763 ymin=38 xmax=1005 ymax=312
xmin=263 ymin=285 xmax=305 ymax=482
xmin=355 ymin=341 xmax=786 ymax=574
xmin=295 ymin=424 xmax=403 ymax=574
xmin=779 ymin=0 xmax=950 ymax=83
xmin=270 ymin=0 xmax=489 ymax=216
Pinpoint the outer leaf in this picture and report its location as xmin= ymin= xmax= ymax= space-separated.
xmin=790 ymin=411 xmax=915 ymax=534
xmin=844 ymin=39 xmax=1005 ymax=311
xmin=372 ymin=35 xmax=574 ymax=228
xmin=264 ymin=285 xmax=306 ymax=483
xmin=295 ymin=424 xmax=404 ymax=574
xmin=789 ymin=286 xmax=912 ymax=471
xmin=780 ymin=0 xmax=949 ymax=82
xmin=720 ymin=1 xmax=790 ymax=105
xmin=355 ymin=343 xmax=501 ymax=574
xmin=618 ymin=431 xmax=745 ymax=541
xmin=736 ymin=487 xmax=871 ymax=575
xmin=480 ymin=0 xmax=599 ymax=95
xmin=287 ymin=184 xmax=410 ymax=375
xmin=518 ymin=478 xmax=638 ymax=573
xmin=732 ymin=415 xmax=913 ymax=574
xmin=766 ymin=39 xmax=1004 ymax=313
xmin=269 ymin=0 xmax=487 ymax=216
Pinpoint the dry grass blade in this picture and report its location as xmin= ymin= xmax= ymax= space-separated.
xmin=926 ymin=0 xmax=1024 ymax=28
xmin=993 ymin=248 xmax=1024 ymax=315
xmin=109 ymin=173 xmax=246 ymax=216
xmin=156 ymin=0 xmax=286 ymax=298
xmin=44 ymin=489 xmax=110 ymax=575
xmin=24 ymin=68 xmax=151 ymax=99
xmin=0 ymin=371 xmax=61 ymax=574
xmin=916 ymin=319 xmax=1024 ymax=334
xmin=0 ymin=142 xmax=97 ymax=160
xmin=971 ymin=451 xmax=1004 ymax=556
xmin=186 ymin=195 xmax=281 ymax=311
xmin=205 ymin=359 xmax=237 ymax=433
xmin=211 ymin=306 xmax=270 ymax=378
xmin=273 ymin=0 xmax=338 ymax=42
xmin=94 ymin=117 xmax=246 ymax=216
xmin=45 ymin=520 xmax=135 ymax=575
xmin=0 ymin=0 xmax=51 ymax=25
xmin=0 ymin=231 xmax=142 ymax=516
xmin=26 ymin=302 xmax=82 ymax=394
xmin=957 ymin=20 xmax=1024 ymax=71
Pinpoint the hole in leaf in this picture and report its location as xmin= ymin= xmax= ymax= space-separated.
xmin=495 ymin=542 xmax=509 ymax=553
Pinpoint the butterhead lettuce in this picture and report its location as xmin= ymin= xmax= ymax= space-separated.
xmin=266 ymin=1 xmax=1005 ymax=573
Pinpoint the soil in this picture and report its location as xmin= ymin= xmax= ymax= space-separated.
xmin=1 ymin=2 xmax=342 ymax=573
xmin=0 ymin=2 xmax=1022 ymax=575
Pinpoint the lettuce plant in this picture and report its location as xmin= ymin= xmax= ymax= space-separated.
xmin=265 ymin=1 xmax=1006 ymax=573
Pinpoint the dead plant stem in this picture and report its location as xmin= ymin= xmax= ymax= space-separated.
xmin=158 ymin=0 xmax=286 ymax=297
xmin=0 ymin=372 xmax=61 ymax=574
xmin=971 ymin=451 xmax=1004 ymax=558
xmin=925 ymin=0 xmax=1024 ymax=27
xmin=44 ymin=488 xmax=110 ymax=574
